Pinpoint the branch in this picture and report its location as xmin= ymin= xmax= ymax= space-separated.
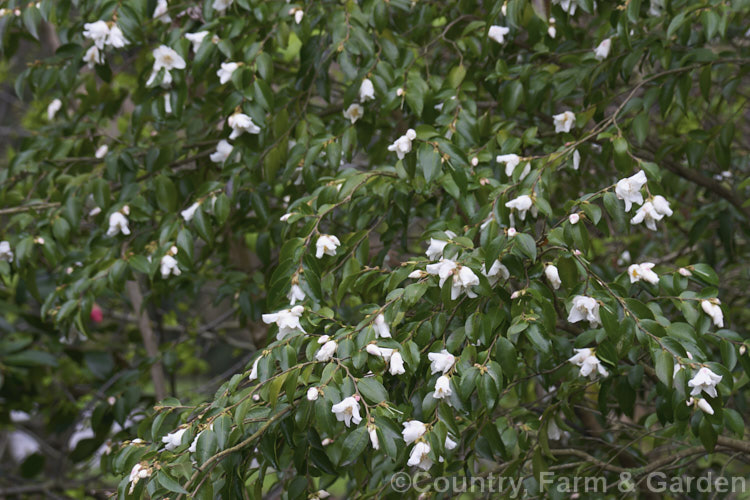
xmin=125 ymin=280 xmax=167 ymax=401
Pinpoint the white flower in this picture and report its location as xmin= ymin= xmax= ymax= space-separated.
xmin=359 ymin=78 xmax=375 ymax=102
xmin=288 ymin=284 xmax=305 ymax=305
xmin=181 ymin=202 xmax=201 ymax=222
xmin=331 ymin=396 xmax=362 ymax=427
xmin=445 ymin=435 xmax=458 ymax=450
xmin=153 ymin=0 xmax=171 ymax=23
xmin=365 ymin=344 xmax=394 ymax=363
xmin=568 ymin=348 xmax=609 ymax=378
xmin=387 ymin=129 xmax=417 ymax=160
xmin=128 ymin=463 xmax=151 ymax=494
xmin=700 ymin=299 xmax=724 ymax=328
xmin=47 ymin=99 xmax=62 ymax=120
xmin=687 ymin=397 xmax=714 ymax=415
xmin=228 ymin=111 xmax=261 ymax=139
xmin=389 ymin=351 xmax=406 ymax=375
xmin=83 ymin=21 xmax=110 ymax=49
xmin=160 ymin=254 xmax=181 ymax=279
xmin=573 ymin=149 xmax=581 ymax=170
xmin=427 ymin=349 xmax=455 ymax=375
xmin=617 ymin=250 xmax=632 ymax=266
xmin=678 ymin=267 xmax=692 ymax=277
xmin=483 ymin=260 xmax=510 ymax=286
xmin=594 ymin=38 xmax=612 ymax=61
xmin=553 ymin=0 xmax=578 ymax=15
xmin=94 ymin=144 xmax=108 ymax=159
xmin=213 ymin=0 xmax=233 ymax=13
xmin=425 ymin=230 xmax=456 ymax=260
xmin=188 ymin=431 xmax=205 ymax=453
xmin=210 ymin=140 xmax=234 ymax=163
xmin=261 ymin=305 xmax=306 ymax=339
xmin=106 ymin=211 xmax=130 ymax=237
xmin=408 ymin=270 xmax=426 ymax=279
xmin=318 ymin=335 xmax=330 ymax=344
xmin=315 ymin=340 xmax=338 ymax=361
xmin=310 ymin=491 xmax=330 ymax=500
xmin=373 ymin=314 xmax=391 ymax=338
xmin=407 ymin=441 xmax=433 ymax=470
xmin=315 ymin=234 xmax=341 ymax=258
xmin=147 ymin=45 xmax=186 ymax=87
xmin=496 ymin=154 xmax=522 ymax=177
xmin=0 ymin=241 xmax=13 ymax=262
xmin=547 ymin=419 xmax=562 ymax=441
xmin=185 ymin=31 xmax=209 ymax=53
xmin=553 ymin=111 xmax=576 ymax=133
xmin=402 ymin=420 xmax=427 ymax=444
xmin=164 ymin=93 xmax=172 ymax=114
xmin=569 ymin=213 xmax=580 ymax=224
xmin=292 ymin=8 xmax=304 ymax=24
xmin=628 ymin=262 xmax=659 ymax=284
xmin=615 ymin=170 xmax=647 ymax=212
xmin=446 ymin=264 xmax=479 ymax=300
xmin=161 ymin=428 xmax=186 ymax=451
xmin=248 ymin=357 xmax=260 ymax=381
xmin=548 ymin=23 xmax=557 ymax=38
xmin=217 ymin=62 xmax=239 ymax=84
xmin=367 ymin=424 xmax=379 ymax=449
xmin=688 ymin=367 xmax=722 ymax=398
xmin=107 ymin=25 xmax=129 ymax=48
xmin=507 ymin=227 xmax=517 ymax=237
xmin=306 ymin=387 xmax=319 ymax=401
xmin=505 ymin=194 xmax=535 ymax=221
xmin=567 ymin=295 xmax=600 ymax=327
xmin=82 ymin=45 xmax=103 ymax=68
xmin=343 ymin=103 xmax=364 ymax=124
xmin=433 ymin=375 xmax=452 ymax=400
xmin=649 ymin=0 xmax=665 ymax=16
xmin=630 ymin=196 xmax=672 ymax=231
xmin=488 ymin=25 xmax=510 ymax=44
xmin=545 ymin=264 xmax=562 ymax=290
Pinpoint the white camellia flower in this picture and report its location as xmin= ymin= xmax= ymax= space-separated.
xmin=106 ymin=210 xmax=130 ymax=237
xmin=425 ymin=230 xmax=456 ymax=260
xmin=496 ymin=154 xmax=523 ymax=177
xmin=567 ymin=295 xmax=601 ymax=327
xmin=315 ymin=340 xmax=338 ymax=361
xmin=547 ymin=419 xmax=562 ymax=441
xmin=161 ymin=428 xmax=186 ymax=451
xmin=427 ymin=349 xmax=455 ymax=374
xmin=483 ymin=260 xmax=510 ymax=286
xmin=146 ymin=45 xmax=186 ymax=87
xmin=128 ymin=463 xmax=151 ymax=494
xmin=210 ymin=140 xmax=234 ymax=163
xmin=181 ymin=202 xmax=201 ymax=222
xmin=569 ymin=213 xmax=580 ymax=224
xmin=488 ymin=25 xmax=510 ymax=44
xmin=407 ymin=441 xmax=433 ymax=470
xmin=568 ymin=348 xmax=609 ymax=378
xmin=315 ymin=234 xmax=341 ymax=258
xmin=373 ymin=314 xmax=391 ymax=338
xmin=83 ymin=46 xmax=103 ymax=68
xmin=248 ymin=357 xmax=260 ymax=381
xmin=433 ymin=376 xmax=452 ymax=400
xmin=307 ymin=387 xmax=319 ymax=401
xmin=83 ymin=20 xmax=110 ymax=49
xmin=288 ymin=284 xmax=305 ymax=305
xmin=548 ymin=18 xmax=557 ymax=38
xmin=628 ymin=262 xmax=659 ymax=284
xmin=343 ymin=103 xmax=364 ymax=124
xmin=367 ymin=424 xmax=379 ymax=450
xmin=310 ymin=491 xmax=330 ymax=500
xmin=649 ymin=0 xmax=665 ymax=16
xmin=262 ymin=305 xmax=306 ymax=339
xmin=107 ymin=25 xmax=129 ymax=48
xmin=630 ymin=196 xmax=672 ymax=231
xmin=217 ymin=62 xmax=239 ymax=84
xmin=185 ymin=31 xmax=209 ymax=53
xmin=289 ymin=8 xmax=304 ymax=24
xmin=505 ymin=194 xmax=536 ymax=221
xmin=318 ymin=335 xmax=330 ymax=344
xmin=553 ymin=111 xmax=576 ymax=133
xmin=573 ymin=149 xmax=581 ymax=170
xmin=651 ymin=195 xmax=673 ymax=217
xmin=553 ymin=0 xmax=578 ymax=15
xmin=0 ymin=241 xmax=13 ymax=262
xmin=452 ymin=264 xmax=480 ymax=300
xmin=365 ymin=344 xmax=394 ymax=362
xmin=700 ymin=299 xmax=724 ymax=328
xmin=359 ymin=78 xmax=375 ymax=101
xmin=678 ymin=267 xmax=692 ymax=276
xmin=507 ymin=227 xmax=517 ymax=237
xmin=331 ymin=396 xmax=362 ymax=427
xmin=387 ymin=129 xmax=417 ymax=160
xmin=389 ymin=351 xmax=406 ymax=375
xmin=688 ymin=367 xmax=722 ymax=397
xmin=213 ymin=0 xmax=234 ymax=13
xmin=445 ymin=435 xmax=458 ymax=450
xmin=160 ymin=253 xmax=181 ymax=279
xmin=95 ymin=144 xmax=109 ymax=158
xmin=228 ymin=111 xmax=261 ymax=139
xmin=545 ymin=264 xmax=562 ymax=290
xmin=153 ymin=0 xmax=171 ymax=23
xmin=47 ymin=99 xmax=62 ymax=120
xmin=402 ymin=420 xmax=427 ymax=443
xmin=687 ymin=397 xmax=715 ymax=415
xmin=615 ymin=170 xmax=647 ymax=212
xmin=594 ymin=38 xmax=612 ymax=61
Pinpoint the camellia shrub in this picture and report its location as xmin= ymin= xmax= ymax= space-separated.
xmin=1 ymin=0 xmax=749 ymax=498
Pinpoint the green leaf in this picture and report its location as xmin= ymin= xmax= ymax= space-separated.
xmin=356 ymin=378 xmax=388 ymax=403
xmin=654 ymin=350 xmax=674 ymax=388
xmin=515 ymin=233 xmax=537 ymax=262
xmin=157 ymin=472 xmax=189 ymax=494
xmin=340 ymin=426 xmax=369 ymax=466
xmin=155 ymin=175 xmax=178 ymax=213
xmin=418 ymin=143 xmax=441 ymax=183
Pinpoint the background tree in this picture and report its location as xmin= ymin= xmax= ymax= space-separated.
xmin=0 ymin=0 xmax=749 ymax=498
